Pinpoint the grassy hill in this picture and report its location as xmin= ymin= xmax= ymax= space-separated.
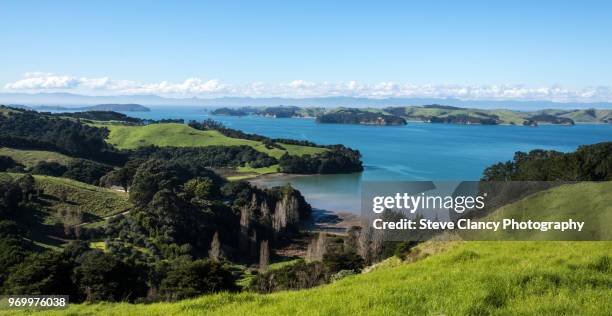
xmin=0 ymin=147 xmax=75 ymax=167
xmin=471 ymin=181 xmax=612 ymax=240
xmin=0 ymin=173 xmax=131 ymax=249
xmin=538 ymin=109 xmax=612 ymax=123
xmin=100 ymin=123 xmax=327 ymax=159
xmin=375 ymin=106 xmax=612 ymax=125
xmin=15 ymin=240 xmax=610 ymax=315
xmin=13 ymin=182 xmax=610 ymax=315
xmin=32 ymin=175 xmax=131 ymax=218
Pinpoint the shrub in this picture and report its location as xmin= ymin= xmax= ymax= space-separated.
xmin=73 ymin=250 xmax=147 ymax=302
xmin=0 ymin=155 xmax=20 ymax=172
xmin=31 ymin=161 xmax=68 ymax=177
xmin=2 ymin=252 xmax=76 ymax=297
xmin=322 ymin=251 xmax=365 ymax=273
xmin=249 ymin=260 xmax=327 ymax=293
xmin=160 ymin=259 xmax=238 ymax=300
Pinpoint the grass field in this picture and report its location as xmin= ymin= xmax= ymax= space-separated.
xmin=100 ymin=123 xmax=326 ymax=159
xmin=0 ymin=147 xmax=75 ymax=167
xmin=33 ymin=175 xmax=131 ymax=218
xmin=11 ymin=240 xmax=610 ymax=315
xmin=0 ymin=173 xmax=131 ymax=248
xmin=7 ymin=182 xmax=610 ymax=316
xmin=227 ymin=164 xmax=280 ymax=181
xmin=472 ymin=181 xmax=612 ymax=240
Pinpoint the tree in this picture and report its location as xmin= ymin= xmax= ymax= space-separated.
xmin=100 ymin=159 xmax=143 ymax=191
xmin=62 ymin=159 xmax=114 ymax=185
xmin=3 ymin=252 xmax=76 ymax=296
xmin=322 ymin=251 xmax=364 ymax=273
xmin=184 ymin=177 xmax=216 ymax=202
xmin=209 ymin=231 xmax=221 ymax=261
xmin=306 ymin=233 xmax=327 ymax=261
xmin=0 ymin=155 xmax=20 ymax=172
xmin=160 ymin=259 xmax=237 ymax=300
xmin=31 ymin=161 xmax=68 ymax=177
xmin=259 ymin=240 xmax=269 ymax=272
xmin=73 ymin=250 xmax=147 ymax=302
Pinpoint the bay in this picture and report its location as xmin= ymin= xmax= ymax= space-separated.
xmin=75 ymin=106 xmax=612 ymax=213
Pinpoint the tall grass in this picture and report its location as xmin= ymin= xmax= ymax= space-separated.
xmin=9 ymin=241 xmax=609 ymax=316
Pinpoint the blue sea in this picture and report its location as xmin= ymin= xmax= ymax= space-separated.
xmin=109 ymin=106 xmax=612 ymax=213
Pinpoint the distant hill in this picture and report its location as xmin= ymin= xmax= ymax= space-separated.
xmin=212 ymin=105 xmax=611 ymax=125
xmin=316 ymin=108 xmax=407 ymax=126
xmin=2 ymin=92 xmax=612 ymax=110
xmin=35 ymin=103 xmax=150 ymax=112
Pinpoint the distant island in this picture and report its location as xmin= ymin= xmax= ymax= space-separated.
xmin=316 ymin=108 xmax=407 ymax=125
xmin=35 ymin=103 xmax=151 ymax=112
xmin=209 ymin=104 xmax=612 ymax=126
xmin=212 ymin=105 xmax=324 ymax=118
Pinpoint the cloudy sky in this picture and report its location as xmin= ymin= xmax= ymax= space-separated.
xmin=1 ymin=1 xmax=611 ymax=101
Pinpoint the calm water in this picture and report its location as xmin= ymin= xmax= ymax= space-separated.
xmin=118 ymin=106 xmax=612 ymax=213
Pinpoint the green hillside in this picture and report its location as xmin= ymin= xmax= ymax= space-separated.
xmin=471 ymin=181 xmax=612 ymax=240
xmin=402 ymin=106 xmax=527 ymax=124
xmin=16 ymin=240 xmax=610 ymax=315
xmin=101 ymin=123 xmax=326 ymax=158
xmin=0 ymin=173 xmax=131 ymax=249
xmin=557 ymin=109 xmax=612 ymax=123
xmin=0 ymin=147 xmax=75 ymax=167
xmin=14 ymin=182 xmax=610 ymax=315
xmin=32 ymin=175 xmax=131 ymax=218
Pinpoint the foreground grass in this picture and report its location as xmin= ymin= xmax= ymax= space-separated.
xmin=9 ymin=241 xmax=610 ymax=316
xmin=0 ymin=147 xmax=74 ymax=167
xmin=101 ymin=123 xmax=326 ymax=158
xmin=469 ymin=181 xmax=612 ymax=241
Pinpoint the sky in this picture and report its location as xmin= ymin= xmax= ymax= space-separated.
xmin=1 ymin=0 xmax=612 ymax=101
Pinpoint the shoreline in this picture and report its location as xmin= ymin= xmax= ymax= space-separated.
xmin=249 ymin=173 xmax=363 ymax=233
xmin=305 ymin=208 xmax=362 ymax=234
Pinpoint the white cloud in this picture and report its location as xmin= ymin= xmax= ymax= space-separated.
xmin=3 ymin=72 xmax=612 ymax=102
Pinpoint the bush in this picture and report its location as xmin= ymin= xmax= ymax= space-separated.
xmin=73 ymin=250 xmax=148 ymax=302
xmin=0 ymin=156 xmax=20 ymax=172
xmin=322 ymin=251 xmax=365 ymax=273
xmin=394 ymin=241 xmax=418 ymax=260
xmin=2 ymin=252 xmax=76 ymax=296
xmin=63 ymin=159 xmax=114 ymax=185
xmin=31 ymin=161 xmax=68 ymax=177
xmin=249 ymin=260 xmax=327 ymax=293
xmin=160 ymin=259 xmax=237 ymax=300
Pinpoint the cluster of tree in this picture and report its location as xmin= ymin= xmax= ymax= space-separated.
xmin=0 ymin=158 xmax=314 ymax=302
xmin=0 ymin=237 xmax=237 ymax=302
xmin=481 ymin=142 xmax=611 ymax=181
xmin=429 ymin=114 xmax=499 ymax=125
xmin=188 ymin=119 xmax=285 ymax=150
xmin=257 ymin=106 xmax=301 ymax=118
xmin=189 ymin=119 xmax=364 ymax=173
xmin=477 ymin=142 xmax=612 ymax=214
xmin=103 ymin=158 xmax=311 ymax=261
xmin=0 ymin=156 xmax=23 ymax=172
xmin=278 ymin=145 xmax=363 ymax=174
xmin=210 ymin=106 xmax=325 ymax=118
xmin=47 ymin=111 xmax=143 ymax=124
xmin=211 ymin=107 xmax=249 ymax=116
xmin=0 ymin=107 xmax=125 ymax=164
xmin=316 ymin=108 xmax=407 ymax=126
xmin=526 ymin=114 xmax=574 ymax=125
xmin=50 ymin=110 xmax=184 ymax=126
xmin=144 ymin=118 xmax=185 ymax=124
xmin=129 ymin=145 xmax=278 ymax=169
xmin=31 ymin=159 xmax=114 ymax=185
xmin=249 ymin=233 xmax=365 ymax=293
